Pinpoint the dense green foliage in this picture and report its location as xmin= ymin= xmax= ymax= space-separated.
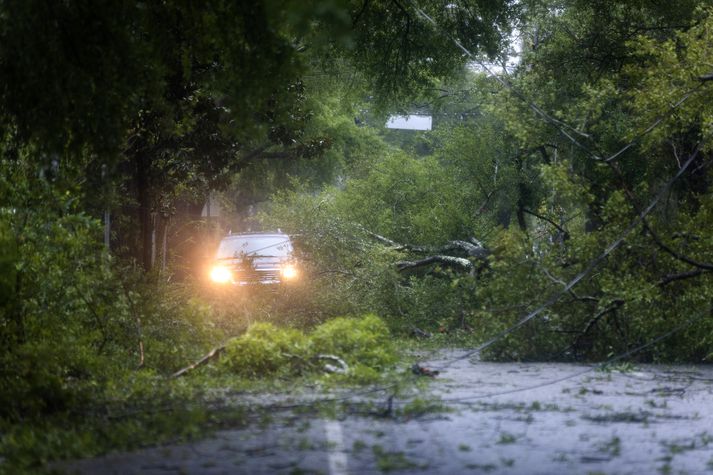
xmin=0 ymin=1 xmax=514 ymax=470
xmin=3 ymin=0 xmax=713 ymax=471
xmin=222 ymin=314 xmax=396 ymax=381
xmin=261 ymin=1 xmax=713 ymax=362
xmin=472 ymin=1 xmax=713 ymax=361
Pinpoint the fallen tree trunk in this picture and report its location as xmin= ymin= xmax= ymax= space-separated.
xmin=367 ymin=231 xmax=489 ymax=260
xmin=366 ymin=229 xmax=489 ymax=273
xmin=396 ymin=255 xmax=473 ymax=272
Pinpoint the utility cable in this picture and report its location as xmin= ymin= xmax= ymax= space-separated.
xmin=430 ymin=141 xmax=702 ymax=370
xmin=438 ymin=303 xmax=712 ymax=403
xmin=401 ymin=1 xmax=708 ymax=369
xmin=209 ymin=302 xmax=711 ymax=413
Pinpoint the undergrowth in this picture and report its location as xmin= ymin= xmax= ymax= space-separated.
xmin=221 ymin=314 xmax=398 ymax=383
xmin=0 ymin=314 xmax=406 ymax=474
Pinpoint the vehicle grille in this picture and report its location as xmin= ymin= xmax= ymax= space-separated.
xmin=237 ymin=269 xmax=280 ymax=284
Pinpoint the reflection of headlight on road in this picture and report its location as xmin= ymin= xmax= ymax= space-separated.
xmin=210 ymin=265 xmax=232 ymax=284
xmin=281 ymin=264 xmax=298 ymax=280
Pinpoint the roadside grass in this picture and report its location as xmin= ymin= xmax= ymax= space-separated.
xmin=0 ymin=373 xmax=426 ymax=475
xmin=0 ymin=315 xmax=439 ymax=475
xmin=0 ymin=378 xmax=249 ymax=475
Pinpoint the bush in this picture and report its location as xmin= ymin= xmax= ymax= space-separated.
xmin=222 ymin=323 xmax=311 ymax=377
xmin=220 ymin=315 xmax=397 ymax=379
xmin=0 ymin=166 xmax=221 ymax=421
xmin=311 ymin=314 xmax=396 ymax=368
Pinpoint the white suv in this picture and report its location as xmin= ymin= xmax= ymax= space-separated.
xmin=209 ymin=232 xmax=298 ymax=285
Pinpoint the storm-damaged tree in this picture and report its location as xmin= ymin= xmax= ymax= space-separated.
xmin=0 ymin=0 xmax=519 ymax=426
xmin=264 ymin=0 xmax=713 ymax=360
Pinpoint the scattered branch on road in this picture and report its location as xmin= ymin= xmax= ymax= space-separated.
xmin=410 ymin=326 xmax=432 ymax=338
xmin=314 ymin=354 xmax=349 ymax=374
xmin=411 ymin=363 xmax=439 ymax=377
xmin=172 ymin=345 xmax=226 ymax=378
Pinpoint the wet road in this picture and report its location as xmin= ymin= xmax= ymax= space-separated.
xmin=61 ymin=351 xmax=713 ymax=474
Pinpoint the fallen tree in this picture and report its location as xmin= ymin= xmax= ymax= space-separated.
xmin=365 ymin=230 xmax=489 ymax=274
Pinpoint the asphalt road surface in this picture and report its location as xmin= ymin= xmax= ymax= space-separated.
xmin=60 ymin=351 xmax=713 ymax=474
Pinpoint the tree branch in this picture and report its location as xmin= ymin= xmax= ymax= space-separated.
xmin=562 ymin=300 xmax=624 ymax=356
xmin=643 ymin=220 xmax=713 ymax=271
xmin=257 ymin=151 xmax=295 ymax=159
xmin=396 ymin=255 xmax=473 ymax=272
xmin=366 ymin=230 xmax=489 ymax=260
xmin=353 ymin=0 xmax=370 ymax=26
xmin=539 ymin=266 xmax=598 ymax=303
xmin=172 ymin=345 xmax=226 ymax=378
xmin=522 ymin=208 xmax=569 ymax=239
xmin=658 ymin=268 xmax=710 ymax=286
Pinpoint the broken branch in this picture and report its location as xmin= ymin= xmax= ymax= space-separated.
xmin=314 ymin=354 xmax=349 ymax=374
xmin=522 ymin=208 xmax=570 ymax=239
xmin=396 ymin=255 xmax=473 ymax=272
xmin=171 ymin=345 xmax=226 ymax=378
xmin=365 ymin=230 xmax=489 ymax=260
xmin=658 ymin=268 xmax=711 ymax=286
xmin=643 ymin=220 xmax=713 ymax=271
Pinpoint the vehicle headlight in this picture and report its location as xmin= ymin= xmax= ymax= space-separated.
xmin=210 ymin=265 xmax=232 ymax=284
xmin=281 ymin=264 xmax=298 ymax=280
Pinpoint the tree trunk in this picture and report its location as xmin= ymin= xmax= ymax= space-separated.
xmin=151 ymin=212 xmax=156 ymax=269
xmin=103 ymin=210 xmax=111 ymax=250
xmin=136 ymin=152 xmax=153 ymax=271
xmin=516 ymin=182 xmax=530 ymax=232
xmin=161 ymin=216 xmax=169 ymax=273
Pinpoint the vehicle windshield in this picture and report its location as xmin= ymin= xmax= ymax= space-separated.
xmin=216 ymin=235 xmax=292 ymax=259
